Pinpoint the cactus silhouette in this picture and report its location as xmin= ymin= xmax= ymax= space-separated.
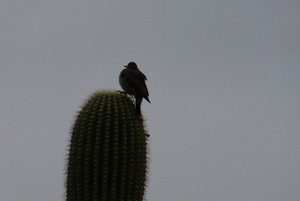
xmin=66 ymin=90 xmax=148 ymax=201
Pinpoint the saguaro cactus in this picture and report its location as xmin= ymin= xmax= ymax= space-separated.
xmin=66 ymin=90 xmax=148 ymax=201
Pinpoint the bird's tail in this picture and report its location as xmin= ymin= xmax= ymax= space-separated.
xmin=135 ymin=96 xmax=143 ymax=116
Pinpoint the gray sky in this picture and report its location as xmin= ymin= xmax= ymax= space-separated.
xmin=1 ymin=1 xmax=300 ymax=201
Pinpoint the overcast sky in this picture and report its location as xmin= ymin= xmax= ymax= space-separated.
xmin=1 ymin=1 xmax=300 ymax=201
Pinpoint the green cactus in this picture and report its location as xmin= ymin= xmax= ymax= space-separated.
xmin=66 ymin=90 xmax=148 ymax=201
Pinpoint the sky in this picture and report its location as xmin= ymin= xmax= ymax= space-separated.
xmin=1 ymin=1 xmax=300 ymax=201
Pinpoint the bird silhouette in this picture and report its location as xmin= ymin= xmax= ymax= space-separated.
xmin=119 ymin=62 xmax=150 ymax=115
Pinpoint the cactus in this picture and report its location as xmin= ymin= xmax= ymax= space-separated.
xmin=66 ymin=90 xmax=148 ymax=201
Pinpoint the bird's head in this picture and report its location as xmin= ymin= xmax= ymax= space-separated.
xmin=124 ymin=62 xmax=138 ymax=70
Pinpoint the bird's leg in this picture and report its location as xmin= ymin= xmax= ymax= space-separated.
xmin=117 ymin=90 xmax=134 ymax=99
xmin=117 ymin=90 xmax=127 ymax=94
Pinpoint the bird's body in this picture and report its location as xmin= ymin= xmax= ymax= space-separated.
xmin=119 ymin=62 xmax=150 ymax=115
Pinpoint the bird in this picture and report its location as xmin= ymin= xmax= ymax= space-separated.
xmin=119 ymin=62 xmax=150 ymax=115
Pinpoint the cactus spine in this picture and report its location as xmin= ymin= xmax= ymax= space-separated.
xmin=66 ymin=90 xmax=148 ymax=201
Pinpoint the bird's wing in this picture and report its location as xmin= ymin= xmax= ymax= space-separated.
xmin=125 ymin=70 xmax=149 ymax=97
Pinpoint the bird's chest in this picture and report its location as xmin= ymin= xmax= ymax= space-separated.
xmin=119 ymin=76 xmax=136 ymax=95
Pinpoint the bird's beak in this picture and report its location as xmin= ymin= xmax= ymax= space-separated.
xmin=124 ymin=66 xmax=127 ymax=68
